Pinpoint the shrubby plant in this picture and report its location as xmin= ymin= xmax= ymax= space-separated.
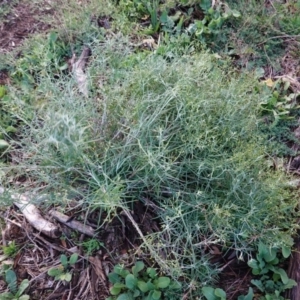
xmin=4 ymin=35 xmax=299 ymax=297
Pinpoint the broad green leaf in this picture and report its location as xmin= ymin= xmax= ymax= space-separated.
xmin=250 ymin=279 xmax=264 ymax=292
xmin=237 ymin=287 xmax=254 ymax=300
xmin=117 ymin=293 xmax=132 ymax=300
xmin=132 ymin=261 xmax=144 ymax=277
xmin=113 ymin=283 xmax=126 ymax=289
xmin=110 ymin=286 xmax=121 ymax=296
xmin=147 ymin=281 xmax=155 ymax=291
xmin=6 ymin=270 xmax=17 ymax=294
xmin=0 ymin=139 xmax=9 ymax=149
xmin=271 ymin=267 xmax=289 ymax=284
xmin=0 ymin=85 xmax=6 ymax=98
xmin=282 ymin=246 xmax=291 ymax=258
xmin=48 ymin=267 xmax=63 ymax=277
xmin=202 ymin=287 xmax=218 ymax=300
xmin=125 ymin=274 xmax=137 ymax=290
xmin=5 ymin=270 xmax=17 ymax=285
xmin=16 ymin=279 xmax=29 ymax=297
xmin=152 ymin=290 xmax=161 ymax=300
xmin=18 ymin=295 xmax=30 ymax=300
xmin=247 ymin=259 xmax=259 ymax=270
xmin=63 ymin=272 xmax=72 ymax=282
xmin=60 ymin=254 xmax=68 ymax=267
xmin=0 ymin=292 xmax=14 ymax=300
xmin=156 ymin=277 xmax=170 ymax=289
xmin=108 ymin=272 xmax=120 ymax=284
xmin=283 ymin=279 xmax=297 ymax=289
xmin=258 ymin=242 xmax=277 ymax=263
xmin=114 ymin=265 xmax=124 ymax=275
xmin=232 ymin=9 xmax=241 ymax=18
xmin=169 ymin=281 xmax=182 ymax=290
xmin=214 ymin=288 xmax=226 ymax=299
xmin=137 ymin=280 xmax=149 ymax=292
xmin=69 ymin=253 xmax=79 ymax=265
xmin=146 ymin=268 xmax=157 ymax=279
xmin=133 ymin=289 xmax=140 ymax=297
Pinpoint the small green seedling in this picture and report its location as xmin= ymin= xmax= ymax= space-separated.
xmin=0 ymin=269 xmax=30 ymax=300
xmin=47 ymin=253 xmax=78 ymax=282
xmin=247 ymin=243 xmax=296 ymax=299
xmin=2 ymin=241 xmax=19 ymax=258
xmin=202 ymin=286 xmax=254 ymax=300
xmin=106 ymin=261 xmax=181 ymax=300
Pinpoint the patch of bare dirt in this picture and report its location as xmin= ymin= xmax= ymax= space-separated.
xmin=0 ymin=199 xmax=160 ymax=300
xmin=0 ymin=2 xmax=54 ymax=53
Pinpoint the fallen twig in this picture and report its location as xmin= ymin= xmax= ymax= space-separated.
xmin=49 ymin=209 xmax=95 ymax=237
xmin=70 ymin=46 xmax=91 ymax=97
xmin=0 ymin=187 xmax=60 ymax=238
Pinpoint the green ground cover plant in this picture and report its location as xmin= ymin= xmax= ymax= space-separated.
xmin=0 ymin=270 xmax=29 ymax=300
xmin=1 ymin=33 xmax=298 ymax=297
xmin=47 ymin=253 xmax=78 ymax=283
xmin=1 ymin=0 xmax=300 ymax=298
xmin=107 ymin=261 xmax=181 ymax=300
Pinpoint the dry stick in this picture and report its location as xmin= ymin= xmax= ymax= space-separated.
xmin=121 ymin=207 xmax=169 ymax=271
xmin=71 ymin=46 xmax=91 ymax=97
xmin=0 ymin=187 xmax=60 ymax=238
xmin=49 ymin=209 xmax=95 ymax=237
xmin=257 ymin=34 xmax=300 ymax=46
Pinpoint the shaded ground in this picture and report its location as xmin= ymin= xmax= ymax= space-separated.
xmin=0 ymin=1 xmax=53 ymax=53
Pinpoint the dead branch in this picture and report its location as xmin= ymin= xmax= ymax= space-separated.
xmin=49 ymin=209 xmax=95 ymax=237
xmin=0 ymin=186 xmax=60 ymax=238
xmin=71 ymin=46 xmax=91 ymax=97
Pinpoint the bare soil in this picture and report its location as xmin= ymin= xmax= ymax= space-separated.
xmin=0 ymin=2 xmax=53 ymax=53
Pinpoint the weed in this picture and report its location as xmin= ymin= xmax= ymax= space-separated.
xmin=248 ymin=243 xmax=296 ymax=299
xmin=47 ymin=253 xmax=78 ymax=283
xmin=8 ymin=39 xmax=298 ymax=297
xmin=106 ymin=261 xmax=181 ymax=300
xmin=2 ymin=241 xmax=18 ymax=258
xmin=0 ymin=270 xmax=29 ymax=300
xmin=80 ymin=239 xmax=104 ymax=256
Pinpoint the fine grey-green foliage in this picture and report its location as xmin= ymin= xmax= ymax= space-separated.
xmin=5 ymin=36 xmax=298 ymax=296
